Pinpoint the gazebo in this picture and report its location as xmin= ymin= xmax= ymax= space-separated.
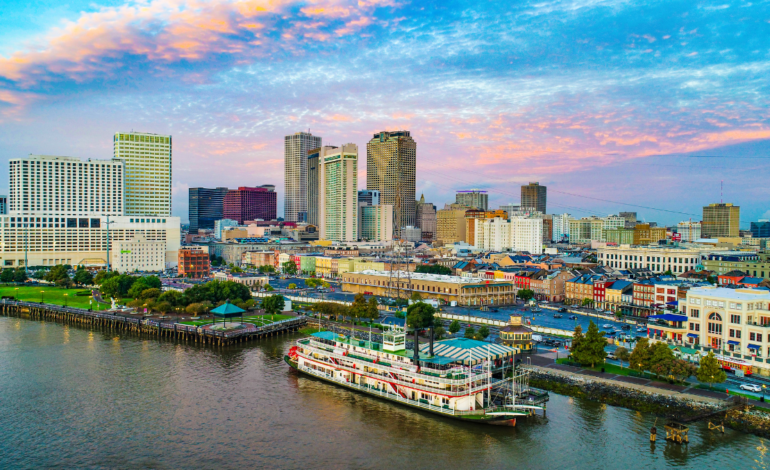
xmin=210 ymin=300 xmax=246 ymax=327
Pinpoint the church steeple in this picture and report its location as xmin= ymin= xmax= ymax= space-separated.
xmin=418 ymin=193 xmax=425 ymax=204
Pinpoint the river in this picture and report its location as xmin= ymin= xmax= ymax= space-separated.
xmin=1 ymin=316 xmax=767 ymax=469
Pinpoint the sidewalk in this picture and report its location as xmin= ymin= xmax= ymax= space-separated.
xmin=528 ymin=352 xmax=761 ymax=406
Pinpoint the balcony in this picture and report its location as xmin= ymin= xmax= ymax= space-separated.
xmin=746 ymin=322 xmax=770 ymax=328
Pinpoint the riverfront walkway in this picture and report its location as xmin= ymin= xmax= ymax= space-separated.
xmin=529 ymin=352 xmax=735 ymax=406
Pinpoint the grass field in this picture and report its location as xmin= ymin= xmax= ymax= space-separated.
xmin=0 ymin=285 xmax=103 ymax=309
xmin=180 ymin=314 xmax=294 ymax=327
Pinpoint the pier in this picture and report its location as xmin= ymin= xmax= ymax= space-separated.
xmin=0 ymin=299 xmax=307 ymax=346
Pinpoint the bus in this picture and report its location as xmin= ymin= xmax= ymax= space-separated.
xmin=714 ymin=354 xmax=753 ymax=376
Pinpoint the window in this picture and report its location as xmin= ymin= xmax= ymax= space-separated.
xmin=690 ymin=309 xmax=700 ymax=318
xmin=730 ymin=314 xmax=741 ymax=324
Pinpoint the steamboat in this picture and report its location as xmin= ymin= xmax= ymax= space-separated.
xmin=285 ymin=326 xmax=548 ymax=425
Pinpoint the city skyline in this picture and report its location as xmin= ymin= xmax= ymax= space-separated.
xmin=0 ymin=0 xmax=768 ymax=225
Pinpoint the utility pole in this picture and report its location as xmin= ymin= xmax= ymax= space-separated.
xmin=105 ymin=215 xmax=116 ymax=272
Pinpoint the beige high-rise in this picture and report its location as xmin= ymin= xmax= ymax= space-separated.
xmin=319 ymin=144 xmax=358 ymax=242
xmin=114 ymin=132 xmax=172 ymax=216
xmin=702 ymin=203 xmax=740 ymax=238
xmin=366 ymin=131 xmax=416 ymax=237
xmin=285 ymin=132 xmax=322 ymax=222
xmin=521 ymin=182 xmax=546 ymax=214
xmin=436 ymin=203 xmax=468 ymax=246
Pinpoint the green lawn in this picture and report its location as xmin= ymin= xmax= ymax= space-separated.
xmin=555 ymin=358 xmax=688 ymax=385
xmin=180 ymin=314 xmax=294 ymax=328
xmin=0 ymin=285 xmax=102 ymax=309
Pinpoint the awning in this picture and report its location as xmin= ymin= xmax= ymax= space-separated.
xmin=419 ymin=337 xmax=515 ymax=364
xmin=748 ymin=344 xmax=762 ymax=350
xmin=687 ymin=333 xmax=699 ymax=338
xmin=648 ymin=314 xmax=688 ymax=322
xmin=727 ymin=340 xmax=740 ymax=346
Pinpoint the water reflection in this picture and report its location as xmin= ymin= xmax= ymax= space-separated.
xmin=0 ymin=316 xmax=767 ymax=470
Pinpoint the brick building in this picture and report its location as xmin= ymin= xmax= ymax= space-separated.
xmin=178 ymin=246 xmax=210 ymax=278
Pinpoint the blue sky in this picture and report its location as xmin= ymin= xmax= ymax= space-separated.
xmin=0 ymin=0 xmax=768 ymax=226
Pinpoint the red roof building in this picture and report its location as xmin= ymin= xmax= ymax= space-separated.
xmin=223 ymin=186 xmax=277 ymax=224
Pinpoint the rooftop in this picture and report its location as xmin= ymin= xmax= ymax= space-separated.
xmin=687 ymin=286 xmax=770 ymax=301
xmin=349 ymin=270 xmax=511 ymax=284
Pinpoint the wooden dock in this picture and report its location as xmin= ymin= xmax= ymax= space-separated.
xmin=0 ymin=299 xmax=307 ymax=346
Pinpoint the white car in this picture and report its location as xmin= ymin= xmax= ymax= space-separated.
xmin=740 ymin=384 xmax=762 ymax=393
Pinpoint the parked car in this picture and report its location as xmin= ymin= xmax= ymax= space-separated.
xmin=568 ymin=315 xmax=577 ymax=320
xmin=558 ymin=307 xmax=568 ymax=313
xmin=740 ymin=384 xmax=762 ymax=393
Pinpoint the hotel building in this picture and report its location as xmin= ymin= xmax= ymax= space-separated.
xmin=285 ymin=132 xmax=322 ymax=222
xmin=113 ymin=132 xmax=172 ymax=216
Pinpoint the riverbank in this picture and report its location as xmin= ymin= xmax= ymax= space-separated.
xmin=529 ymin=367 xmax=770 ymax=438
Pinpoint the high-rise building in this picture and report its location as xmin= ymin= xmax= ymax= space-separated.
xmin=751 ymin=220 xmax=770 ymax=238
xmin=366 ymin=130 xmax=416 ymax=237
xmin=402 ymin=226 xmax=421 ymax=242
xmin=189 ymin=187 xmax=229 ymax=233
xmin=0 ymin=195 xmax=7 ymax=215
xmin=415 ymin=194 xmax=437 ymax=243
xmin=307 ymin=146 xmax=331 ymax=227
xmin=223 ymin=186 xmax=277 ymax=224
xmin=358 ymin=190 xmax=380 ymax=207
xmin=619 ymin=212 xmax=638 ymax=228
xmin=474 ymin=216 xmax=543 ymax=254
xmin=436 ymin=203 xmax=468 ymax=246
xmin=456 ymin=190 xmax=488 ymax=210
xmin=702 ymin=203 xmax=740 ymax=238
xmin=568 ymin=216 xmax=605 ymax=244
xmin=319 ymin=144 xmax=358 ymax=242
xmin=500 ymin=203 xmax=520 ymax=214
xmin=10 ymin=155 xmax=124 ymax=216
xmin=113 ymin=132 xmax=172 ymax=216
xmin=521 ymin=182 xmax=546 ymax=213
xmin=552 ymin=213 xmax=572 ymax=242
xmin=542 ymin=214 xmax=553 ymax=243
xmin=285 ymin=132 xmax=322 ymax=222
xmin=360 ymin=205 xmax=393 ymax=242
xmin=677 ymin=221 xmax=702 ymax=242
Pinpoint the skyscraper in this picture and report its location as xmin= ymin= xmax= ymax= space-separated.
xmin=456 ymin=190 xmax=488 ymax=210
xmin=319 ymin=144 xmax=358 ymax=242
xmin=114 ymin=132 xmax=172 ymax=216
xmin=285 ymin=132 xmax=322 ymax=222
xmin=415 ymin=194 xmax=437 ymax=243
xmin=702 ymin=203 xmax=740 ymax=238
xmin=189 ymin=187 xmax=229 ymax=233
xmin=366 ymin=130 xmax=416 ymax=237
xmin=521 ymin=182 xmax=546 ymax=214
xmin=223 ymin=186 xmax=277 ymax=224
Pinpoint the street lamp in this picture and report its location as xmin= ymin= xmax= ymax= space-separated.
xmin=64 ymin=293 xmax=68 ymax=307
xmin=763 ymin=384 xmax=766 ymax=402
xmin=40 ymin=290 xmax=44 ymax=303
xmin=14 ymin=287 xmax=18 ymax=300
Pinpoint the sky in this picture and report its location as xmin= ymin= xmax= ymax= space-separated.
xmin=0 ymin=0 xmax=768 ymax=227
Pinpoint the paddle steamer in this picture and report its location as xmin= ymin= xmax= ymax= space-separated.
xmin=285 ymin=326 xmax=548 ymax=425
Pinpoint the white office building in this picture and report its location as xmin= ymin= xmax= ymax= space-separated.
xmin=318 ymin=144 xmax=358 ymax=242
xmin=677 ymin=221 xmax=702 ymax=242
xmin=113 ymin=234 xmax=167 ymax=273
xmin=215 ymin=219 xmax=239 ymax=239
xmin=474 ymin=217 xmax=543 ymax=254
xmin=114 ymin=132 xmax=172 ymax=216
xmin=552 ymin=213 xmax=572 ymax=242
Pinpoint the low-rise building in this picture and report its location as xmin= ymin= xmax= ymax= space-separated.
xmin=241 ymin=250 xmax=275 ymax=269
xmin=597 ymin=244 xmax=705 ymax=274
xmin=498 ymin=314 xmax=534 ymax=352
xmin=341 ymin=270 xmax=516 ymax=306
xmin=113 ymin=235 xmax=167 ymax=273
xmin=213 ymin=271 xmax=267 ymax=288
xmin=178 ymin=246 xmax=210 ymax=278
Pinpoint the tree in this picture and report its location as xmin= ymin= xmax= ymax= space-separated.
xmin=414 ymin=265 xmax=452 ymax=275
xmin=696 ymin=351 xmax=727 ymax=388
xmin=94 ymin=270 xmax=119 ymax=285
xmin=464 ymin=327 xmax=476 ymax=339
xmin=434 ymin=326 xmax=446 ymax=340
xmin=518 ymin=289 xmax=534 ymax=302
xmin=14 ymin=268 xmax=28 ymax=283
xmin=477 ymin=325 xmax=490 ymax=340
xmin=349 ymin=293 xmax=368 ymax=320
xmin=571 ymin=321 xmax=606 ymax=367
xmin=185 ymin=302 xmax=211 ymax=316
xmin=629 ymin=338 xmax=652 ymax=373
xmin=73 ymin=267 xmax=94 ymax=286
xmin=127 ymin=276 xmax=161 ymax=299
xmin=648 ymin=341 xmax=675 ymax=379
xmin=670 ymin=359 xmax=697 ymax=384
xmin=449 ymin=320 xmax=461 ymax=335
xmin=410 ymin=291 xmax=423 ymax=302
xmin=305 ymin=278 xmax=319 ymax=289
xmin=406 ymin=301 xmax=436 ymax=359
xmin=615 ymin=346 xmax=630 ymax=369
xmin=261 ymin=294 xmax=286 ymax=320
xmin=139 ymin=288 xmax=161 ymax=300
xmin=366 ymin=297 xmax=379 ymax=321
xmin=1 ymin=269 xmax=14 ymax=283
xmin=153 ymin=301 xmax=173 ymax=315
xmin=288 ymin=283 xmax=297 ymax=290
xmin=264 ymin=284 xmax=274 ymax=292
xmin=56 ymin=277 xmax=74 ymax=289
xmin=581 ymin=298 xmax=593 ymax=307
xmin=282 ymin=261 xmax=298 ymax=275
xmin=258 ymin=265 xmax=276 ymax=273
xmin=569 ymin=324 xmax=584 ymax=361
xmin=158 ymin=290 xmax=184 ymax=306
xmin=45 ymin=265 xmax=70 ymax=284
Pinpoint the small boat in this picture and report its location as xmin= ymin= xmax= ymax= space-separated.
xmin=602 ymin=324 xmax=613 ymax=329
